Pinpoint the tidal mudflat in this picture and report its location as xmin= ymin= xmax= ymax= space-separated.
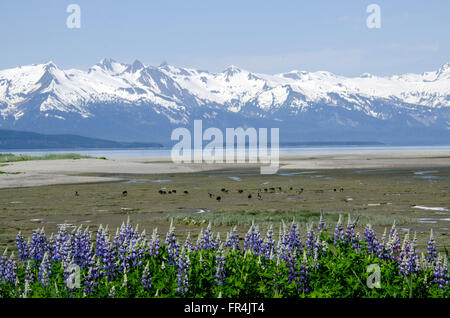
xmin=0 ymin=164 xmax=449 ymax=252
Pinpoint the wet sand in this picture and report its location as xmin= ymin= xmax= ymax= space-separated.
xmin=1 ymin=150 xmax=449 ymax=189
xmin=0 ymin=165 xmax=449 ymax=251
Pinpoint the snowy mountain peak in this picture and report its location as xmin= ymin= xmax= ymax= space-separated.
xmin=223 ymin=65 xmax=243 ymax=76
xmin=37 ymin=62 xmax=63 ymax=89
xmin=435 ymin=62 xmax=450 ymax=79
xmin=0 ymin=59 xmax=449 ymax=141
xmin=97 ymin=58 xmax=116 ymax=70
xmin=158 ymin=62 xmax=191 ymax=76
xmin=92 ymin=58 xmax=128 ymax=75
xmin=44 ymin=61 xmax=57 ymax=69
xmin=126 ymin=59 xmax=145 ymax=73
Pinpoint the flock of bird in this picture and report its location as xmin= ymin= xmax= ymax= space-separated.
xmin=74 ymin=186 xmax=344 ymax=201
xmin=153 ymin=185 xmax=344 ymax=202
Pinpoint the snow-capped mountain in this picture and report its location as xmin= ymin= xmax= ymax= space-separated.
xmin=0 ymin=58 xmax=449 ymax=144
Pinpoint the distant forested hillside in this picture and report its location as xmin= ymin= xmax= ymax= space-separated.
xmin=0 ymin=129 xmax=163 ymax=149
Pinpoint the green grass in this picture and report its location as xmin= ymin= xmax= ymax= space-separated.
xmin=0 ymin=153 xmax=101 ymax=163
xmin=167 ymin=209 xmax=410 ymax=229
xmin=2 ymin=220 xmax=447 ymax=298
xmin=0 ymin=171 xmax=21 ymax=174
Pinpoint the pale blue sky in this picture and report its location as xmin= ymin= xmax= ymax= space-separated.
xmin=0 ymin=0 xmax=449 ymax=76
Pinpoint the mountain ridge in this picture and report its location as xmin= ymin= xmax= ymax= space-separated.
xmin=0 ymin=129 xmax=163 ymax=149
xmin=0 ymin=59 xmax=448 ymax=144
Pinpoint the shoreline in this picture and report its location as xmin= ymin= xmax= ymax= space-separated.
xmin=0 ymin=150 xmax=449 ymax=189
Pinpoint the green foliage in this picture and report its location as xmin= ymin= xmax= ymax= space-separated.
xmin=1 ymin=220 xmax=448 ymax=299
xmin=1 ymin=241 xmax=448 ymax=298
xmin=168 ymin=210 xmax=409 ymax=228
xmin=0 ymin=153 xmax=97 ymax=163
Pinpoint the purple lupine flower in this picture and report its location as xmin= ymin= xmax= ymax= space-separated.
xmin=398 ymin=232 xmax=420 ymax=276
xmin=83 ymin=267 xmax=95 ymax=297
xmin=29 ymin=228 xmax=48 ymax=264
xmin=224 ymin=226 xmax=240 ymax=251
xmin=84 ymin=243 xmax=96 ymax=269
xmin=83 ymin=258 xmax=100 ymax=296
xmin=311 ymin=235 xmax=326 ymax=263
xmin=317 ymin=210 xmax=327 ymax=233
xmin=121 ymin=264 xmax=129 ymax=290
xmin=399 ymin=252 xmax=412 ymax=277
xmin=299 ymin=251 xmax=310 ymax=293
xmin=53 ymin=224 xmax=71 ymax=263
xmin=352 ymin=232 xmax=362 ymax=252
xmin=142 ymin=261 xmax=152 ymax=291
xmin=3 ymin=252 xmax=17 ymax=284
xmin=433 ymin=254 xmax=448 ymax=290
xmin=426 ymin=229 xmax=437 ymax=264
xmin=24 ymin=261 xmax=34 ymax=285
xmin=277 ymin=222 xmax=289 ymax=261
xmin=0 ymin=248 xmax=7 ymax=281
xmin=129 ymin=234 xmax=146 ymax=268
xmin=363 ymin=224 xmax=379 ymax=255
xmin=193 ymin=230 xmax=202 ymax=252
xmin=176 ymin=248 xmax=190 ymax=294
xmin=95 ymin=225 xmax=106 ymax=258
xmin=284 ymin=246 xmax=299 ymax=286
xmin=38 ymin=252 xmax=51 ymax=287
xmin=213 ymin=232 xmax=222 ymax=249
xmin=199 ymin=223 xmax=215 ymax=250
xmin=112 ymin=219 xmax=141 ymax=268
xmin=312 ymin=246 xmax=320 ymax=269
xmin=376 ymin=228 xmax=390 ymax=260
xmin=183 ymin=233 xmax=193 ymax=253
xmin=388 ymin=221 xmax=401 ymax=261
xmin=119 ymin=238 xmax=133 ymax=271
xmin=306 ymin=224 xmax=316 ymax=256
xmin=97 ymin=229 xmax=116 ymax=281
xmin=262 ymin=225 xmax=275 ymax=260
xmin=149 ymin=228 xmax=161 ymax=257
xmin=287 ymin=219 xmax=302 ymax=255
xmin=343 ymin=214 xmax=360 ymax=248
xmin=22 ymin=264 xmax=32 ymax=298
xmin=333 ymin=215 xmax=344 ymax=246
xmin=114 ymin=232 xmax=129 ymax=271
xmin=214 ymin=244 xmax=226 ymax=286
xmin=165 ymin=220 xmax=180 ymax=265
xmin=410 ymin=232 xmax=421 ymax=273
xmin=244 ymin=222 xmax=263 ymax=255
xmin=113 ymin=218 xmax=139 ymax=251
xmin=72 ymin=226 xmax=92 ymax=268
xmin=16 ymin=232 xmax=28 ymax=261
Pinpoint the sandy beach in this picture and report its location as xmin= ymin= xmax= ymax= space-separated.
xmin=1 ymin=150 xmax=449 ymax=189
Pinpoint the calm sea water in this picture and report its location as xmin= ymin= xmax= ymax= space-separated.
xmin=3 ymin=145 xmax=450 ymax=158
